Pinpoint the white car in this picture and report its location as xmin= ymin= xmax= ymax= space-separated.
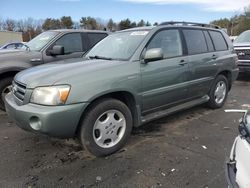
xmin=226 ymin=110 xmax=250 ymax=188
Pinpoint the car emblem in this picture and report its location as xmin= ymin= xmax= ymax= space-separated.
xmin=238 ymin=52 xmax=245 ymax=56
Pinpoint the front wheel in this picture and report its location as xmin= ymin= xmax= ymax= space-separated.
xmin=79 ymin=98 xmax=133 ymax=157
xmin=0 ymin=77 xmax=13 ymax=111
xmin=207 ymin=75 xmax=228 ymax=109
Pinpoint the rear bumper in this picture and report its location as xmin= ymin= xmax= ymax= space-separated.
xmin=5 ymin=92 xmax=88 ymax=138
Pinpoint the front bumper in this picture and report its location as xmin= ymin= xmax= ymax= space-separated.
xmin=238 ymin=61 xmax=250 ymax=73
xmin=5 ymin=92 xmax=88 ymax=138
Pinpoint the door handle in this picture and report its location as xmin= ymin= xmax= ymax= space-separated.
xmin=179 ymin=60 xmax=187 ymax=66
xmin=211 ymin=54 xmax=218 ymax=60
xmin=30 ymin=58 xmax=42 ymax=62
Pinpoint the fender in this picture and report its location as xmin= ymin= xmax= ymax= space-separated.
xmin=0 ymin=61 xmax=32 ymax=76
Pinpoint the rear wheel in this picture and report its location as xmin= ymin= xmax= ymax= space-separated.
xmin=0 ymin=77 xmax=13 ymax=111
xmin=207 ymin=75 xmax=228 ymax=109
xmin=79 ymin=98 xmax=133 ymax=157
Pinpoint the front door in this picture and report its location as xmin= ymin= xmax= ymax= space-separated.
xmin=141 ymin=29 xmax=189 ymax=114
xmin=42 ymin=32 xmax=86 ymax=63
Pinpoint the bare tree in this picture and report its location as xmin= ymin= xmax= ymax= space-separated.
xmin=4 ymin=19 xmax=16 ymax=31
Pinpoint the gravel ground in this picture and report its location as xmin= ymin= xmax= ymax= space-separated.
xmin=0 ymin=74 xmax=249 ymax=188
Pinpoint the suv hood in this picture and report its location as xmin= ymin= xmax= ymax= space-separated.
xmin=15 ymin=59 xmax=128 ymax=88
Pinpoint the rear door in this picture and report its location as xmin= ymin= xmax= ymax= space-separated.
xmin=141 ymin=28 xmax=189 ymax=114
xmin=182 ymin=29 xmax=218 ymax=99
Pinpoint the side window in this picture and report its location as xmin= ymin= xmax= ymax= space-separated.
xmin=147 ymin=29 xmax=182 ymax=58
xmin=203 ymin=31 xmax=214 ymax=52
xmin=55 ymin=33 xmax=83 ymax=54
xmin=209 ymin=31 xmax=228 ymax=51
xmin=183 ymin=29 xmax=208 ymax=55
xmin=88 ymin=33 xmax=108 ymax=48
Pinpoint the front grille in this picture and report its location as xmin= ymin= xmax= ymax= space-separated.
xmin=235 ymin=49 xmax=250 ymax=60
xmin=12 ymin=81 xmax=26 ymax=102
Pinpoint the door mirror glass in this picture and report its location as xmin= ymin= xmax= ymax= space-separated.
xmin=144 ymin=48 xmax=163 ymax=63
xmin=49 ymin=45 xmax=64 ymax=56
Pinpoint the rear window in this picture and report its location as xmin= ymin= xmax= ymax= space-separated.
xmin=88 ymin=33 xmax=108 ymax=48
xmin=183 ymin=29 xmax=207 ymax=55
xmin=209 ymin=31 xmax=228 ymax=51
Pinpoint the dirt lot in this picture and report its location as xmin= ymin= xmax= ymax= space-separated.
xmin=0 ymin=75 xmax=250 ymax=188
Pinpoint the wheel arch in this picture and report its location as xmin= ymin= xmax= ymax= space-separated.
xmin=0 ymin=70 xmax=20 ymax=80
xmin=0 ymin=66 xmax=29 ymax=80
xmin=217 ymin=70 xmax=232 ymax=90
xmin=75 ymin=90 xmax=140 ymax=137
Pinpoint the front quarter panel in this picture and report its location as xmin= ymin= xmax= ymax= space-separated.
xmin=0 ymin=51 xmax=43 ymax=75
xmin=0 ymin=61 xmax=32 ymax=75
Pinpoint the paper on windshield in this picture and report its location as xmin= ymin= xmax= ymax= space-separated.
xmin=130 ymin=31 xmax=149 ymax=36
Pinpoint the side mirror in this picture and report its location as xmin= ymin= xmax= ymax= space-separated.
xmin=49 ymin=45 xmax=64 ymax=56
xmin=144 ymin=48 xmax=163 ymax=63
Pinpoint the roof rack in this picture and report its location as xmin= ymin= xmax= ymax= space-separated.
xmin=159 ymin=21 xmax=220 ymax=29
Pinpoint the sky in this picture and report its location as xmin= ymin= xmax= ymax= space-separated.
xmin=0 ymin=0 xmax=249 ymax=24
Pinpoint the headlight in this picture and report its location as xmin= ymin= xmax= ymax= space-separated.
xmin=30 ymin=85 xmax=70 ymax=105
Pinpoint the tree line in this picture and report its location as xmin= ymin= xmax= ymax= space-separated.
xmin=210 ymin=5 xmax=250 ymax=36
xmin=1 ymin=4 xmax=249 ymax=42
xmin=0 ymin=16 xmax=158 ymax=42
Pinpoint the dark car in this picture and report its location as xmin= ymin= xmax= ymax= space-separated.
xmin=0 ymin=29 xmax=108 ymax=110
xmin=0 ymin=42 xmax=25 ymax=50
xmin=233 ymin=30 xmax=250 ymax=73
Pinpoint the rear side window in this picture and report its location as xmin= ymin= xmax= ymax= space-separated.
xmin=209 ymin=31 xmax=228 ymax=51
xmin=203 ymin=31 xmax=214 ymax=52
xmin=183 ymin=29 xmax=207 ymax=55
xmin=88 ymin=33 xmax=108 ymax=48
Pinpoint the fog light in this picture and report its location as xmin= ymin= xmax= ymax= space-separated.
xmin=29 ymin=116 xmax=42 ymax=130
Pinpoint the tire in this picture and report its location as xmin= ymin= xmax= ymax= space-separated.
xmin=207 ymin=75 xmax=228 ymax=109
xmin=0 ymin=77 xmax=13 ymax=111
xmin=79 ymin=98 xmax=133 ymax=157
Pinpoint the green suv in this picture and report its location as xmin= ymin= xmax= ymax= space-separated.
xmin=5 ymin=22 xmax=239 ymax=157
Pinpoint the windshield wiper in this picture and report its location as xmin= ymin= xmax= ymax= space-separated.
xmin=88 ymin=55 xmax=113 ymax=60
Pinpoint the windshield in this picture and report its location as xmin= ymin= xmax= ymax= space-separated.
xmin=234 ymin=30 xmax=250 ymax=43
xmin=86 ymin=30 xmax=149 ymax=60
xmin=22 ymin=31 xmax=58 ymax=51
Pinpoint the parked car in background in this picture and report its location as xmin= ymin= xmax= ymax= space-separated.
xmin=5 ymin=22 xmax=238 ymax=157
xmin=225 ymin=109 xmax=250 ymax=188
xmin=0 ymin=29 xmax=108 ymax=110
xmin=0 ymin=42 xmax=25 ymax=50
xmin=233 ymin=30 xmax=250 ymax=73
